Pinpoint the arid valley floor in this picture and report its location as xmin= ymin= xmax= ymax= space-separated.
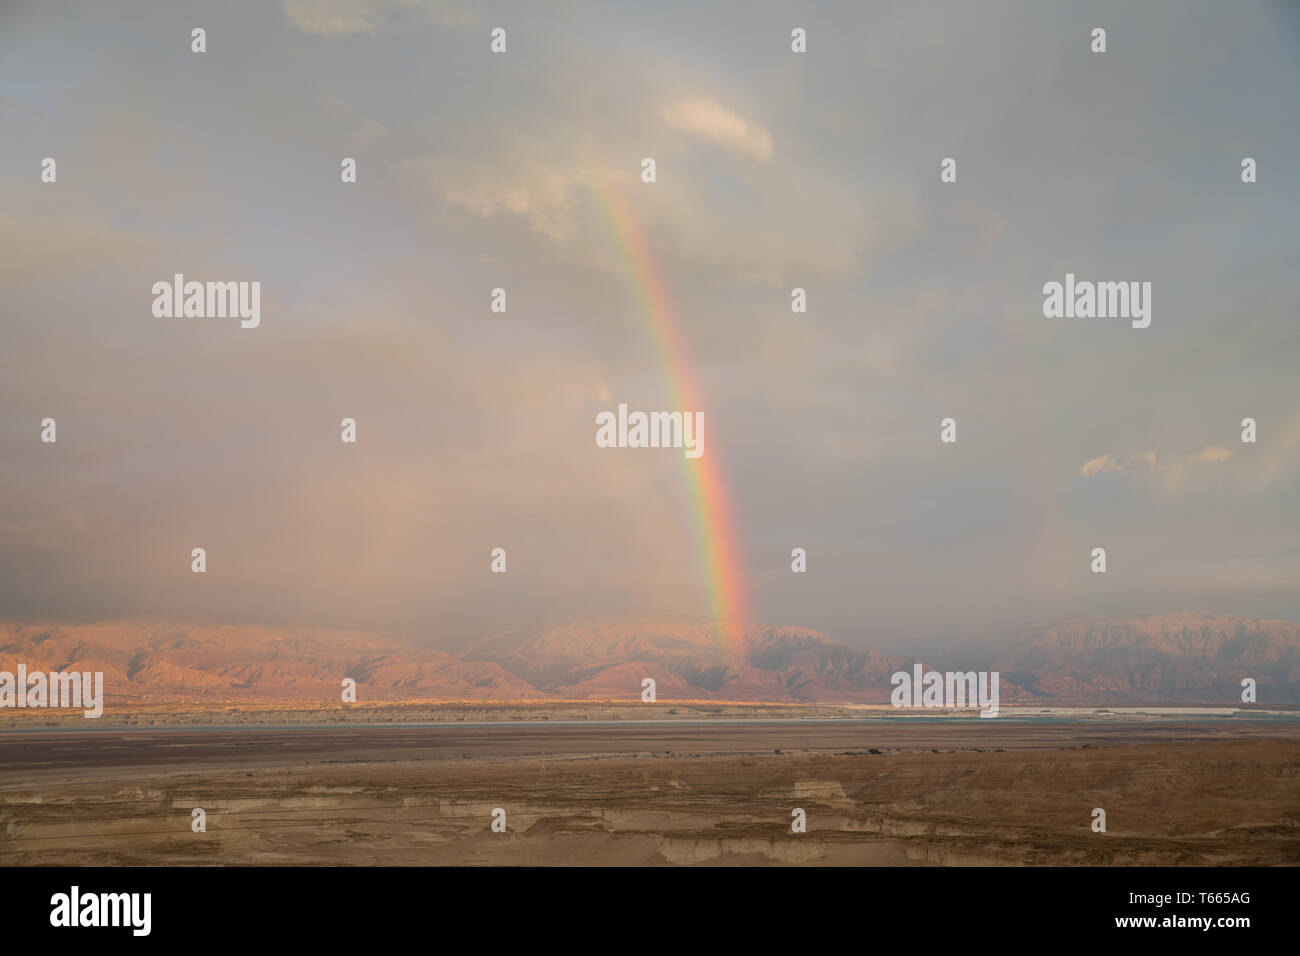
xmin=1 ymin=705 xmax=1296 ymax=866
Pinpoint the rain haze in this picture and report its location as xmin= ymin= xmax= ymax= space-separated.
xmin=2 ymin=0 xmax=1298 ymax=656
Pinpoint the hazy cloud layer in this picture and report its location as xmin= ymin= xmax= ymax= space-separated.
xmin=1 ymin=0 xmax=1298 ymax=654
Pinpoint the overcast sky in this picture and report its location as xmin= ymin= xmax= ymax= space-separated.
xmin=2 ymin=0 xmax=1298 ymax=654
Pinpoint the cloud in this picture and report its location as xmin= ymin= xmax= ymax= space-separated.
xmin=1081 ymin=447 xmax=1234 ymax=478
xmin=661 ymin=98 xmax=773 ymax=161
xmin=283 ymin=0 xmax=475 ymax=36
xmin=284 ymin=0 xmax=382 ymax=35
xmin=397 ymin=149 xmax=579 ymax=241
xmin=9 ymin=0 xmax=1300 ymax=644
xmin=1079 ymin=445 xmax=1243 ymax=499
xmin=1080 ymin=455 xmax=1124 ymax=476
xmin=1192 ymin=445 xmax=1234 ymax=463
xmin=348 ymin=118 xmax=392 ymax=149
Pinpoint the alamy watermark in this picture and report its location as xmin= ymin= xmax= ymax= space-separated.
xmin=1042 ymin=273 xmax=1151 ymax=329
xmin=152 ymin=273 xmax=261 ymax=329
xmin=0 ymin=665 xmax=103 ymax=718
xmin=890 ymin=665 xmax=1000 ymax=718
xmin=50 ymin=886 xmax=150 ymax=936
xmin=596 ymin=403 xmax=704 ymax=459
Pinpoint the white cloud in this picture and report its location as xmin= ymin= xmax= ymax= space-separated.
xmin=1080 ymin=455 xmax=1124 ymax=476
xmin=1079 ymin=445 xmax=1248 ymax=499
xmin=1082 ymin=447 xmax=1234 ymax=478
xmin=397 ymin=150 xmax=578 ymax=240
xmin=284 ymin=0 xmax=382 ymax=36
xmin=661 ymin=98 xmax=773 ymax=161
xmin=284 ymin=0 xmax=476 ymax=36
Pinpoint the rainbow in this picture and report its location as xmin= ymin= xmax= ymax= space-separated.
xmin=589 ymin=179 xmax=748 ymax=652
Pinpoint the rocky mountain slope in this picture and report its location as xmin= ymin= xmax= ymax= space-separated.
xmin=991 ymin=614 xmax=1300 ymax=704
xmin=1 ymin=614 xmax=1296 ymax=705
xmin=0 ymin=621 xmax=538 ymax=703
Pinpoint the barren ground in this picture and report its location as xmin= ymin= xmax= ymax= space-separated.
xmin=1 ymin=709 xmax=1296 ymax=865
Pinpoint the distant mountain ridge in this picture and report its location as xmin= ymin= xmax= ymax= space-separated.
xmin=461 ymin=621 xmax=915 ymax=701
xmin=991 ymin=614 xmax=1300 ymax=704
xmin=1 ymin=614 xmax=1296 ymax=706
xmin=0 ymin=621 xmax=539 ymax=703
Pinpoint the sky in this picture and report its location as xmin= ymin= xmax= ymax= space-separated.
xmin=1 ymin=0 xmax=1298 ymax=655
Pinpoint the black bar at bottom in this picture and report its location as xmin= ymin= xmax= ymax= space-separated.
xmin=3 ymin=865 xmax=1278 ymax=944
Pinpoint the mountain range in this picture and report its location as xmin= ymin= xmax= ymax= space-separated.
xmin=1 ymin=613 xmax=1296 ymax=706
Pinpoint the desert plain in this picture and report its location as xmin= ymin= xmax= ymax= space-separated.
xmin=1 ymin=703 xmax=1296 ymax=866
